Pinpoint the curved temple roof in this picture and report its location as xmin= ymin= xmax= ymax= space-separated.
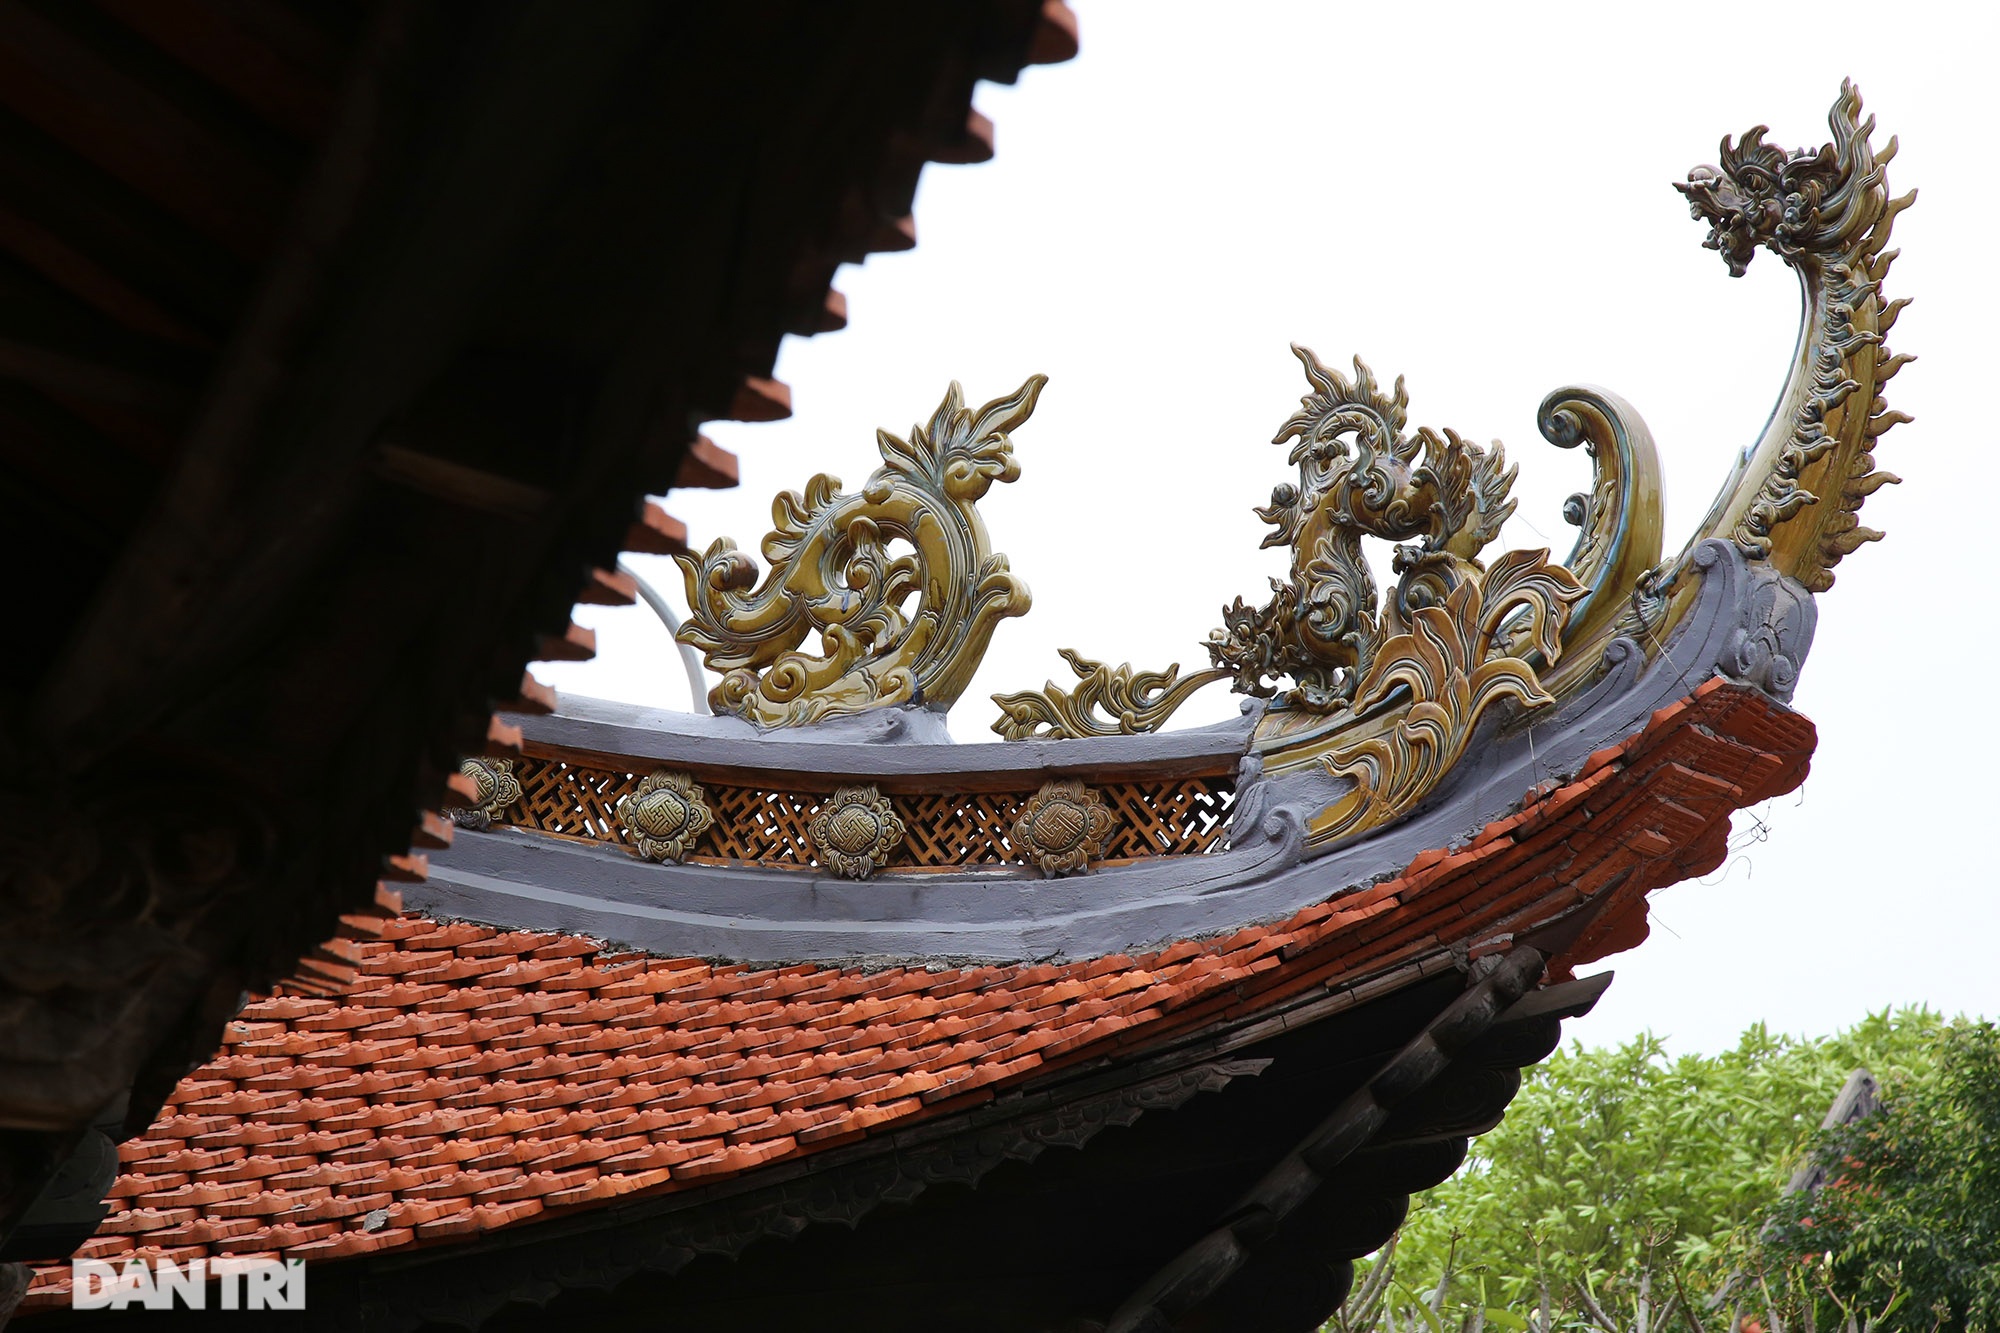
xmin=16 ymin=84 xmax=1905 ymax=1331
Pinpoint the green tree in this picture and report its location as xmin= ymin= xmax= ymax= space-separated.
xmin=1328 ymin=1009 xmax=1946 ymax=1333
xmin=1762 ymin=1020 xmax=2000 ymax=1333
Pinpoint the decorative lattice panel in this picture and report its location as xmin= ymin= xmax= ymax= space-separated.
xmin=496 ymin=756 xmax=1234 ymax=870
xmin=702 ymin=786 xmax=821 ymax=864
xmin=1097 ymin=780 xmax=1234 ymax=859
xmin=514 ymin=759 xmax=628 ymax=842
xmin=895 ymin=792 xmax=1025 ymax=866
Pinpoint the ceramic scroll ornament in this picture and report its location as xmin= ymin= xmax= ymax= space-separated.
xmin=1206 ymin=350 xmax=1607 ymax=845
xmin=992 ymin=649 xmax=1228 ymax=740
xmin=675 ymin=377 xmax=1044 ymax=729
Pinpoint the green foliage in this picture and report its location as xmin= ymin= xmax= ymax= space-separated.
xmin=1762 ymin=1020 xmax=2000 ymax=1333
xmin=1329 ymin=1009 xmax=1949 ymax=1333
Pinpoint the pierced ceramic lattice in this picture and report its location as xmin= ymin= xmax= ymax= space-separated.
xmin=497 ymin=756 xmax=1234 ymax=869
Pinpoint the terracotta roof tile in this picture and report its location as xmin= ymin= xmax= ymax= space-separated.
xmin=101 ymin=1208 xmax=197 ymax=1235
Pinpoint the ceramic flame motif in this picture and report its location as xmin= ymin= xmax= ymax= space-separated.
xmin=1202 ymin=350 xmax=1597 ymax=844
xmin=675 ymin=378 xmax=1043 ymax=729
xmin=1207 ymin=348 xmax=1556 ymax=714
xmin=992 ymin=650 xmax=1229 ymax=740
xmin=1011 ymin=780 xmax=1115 ymax=876
xmin=809 ymin=785 xmax=906 ymax=879
xmin=1314 ymin=550 xmax=1584 ymax=840
xmin=618 ymin=771 xmax=714 ymax=863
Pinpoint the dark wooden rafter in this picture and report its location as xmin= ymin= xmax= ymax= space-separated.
xmin=0 ymin=2 xmax=298 ymax=261
xmin=1108 ymin=947 xmax=1550 ymax=1331
xmin=1161 ymin=970 xmax=1615 ymax=1331
xmin=672 ymin=434 xmax=739 ymax=491
xmin=0 ymin=101 xmax=249 ymax=346
xmin=88 ymin=0 xmax=346 ymax=145
xmin=577 ymin=566 xmax=638 ymax=607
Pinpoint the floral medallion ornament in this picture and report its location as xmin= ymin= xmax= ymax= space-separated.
xmin=1011 ymin=780 xmax=1115 ymax=877
xmin=618 ymin=771 xmax=714 ymax=863
xmin=808 ymin=785 xmax=905 ymax=880
xmin=446 ymin=756 xmax=521 ymax=831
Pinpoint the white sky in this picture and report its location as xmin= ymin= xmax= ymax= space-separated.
xmin=539 ymin=1 xmax=2000 ymax=1055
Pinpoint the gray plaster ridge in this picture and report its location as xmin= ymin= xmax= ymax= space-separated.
xmin=508 ymin=693 xmax=1263 ymax=786
xmin=417 ymin=823 xmax=1300 ymax=967
xmin=413 ymin=542 xmax=1814 ymax=967
xmin=538 ymin=697 xmax=959 ymax=746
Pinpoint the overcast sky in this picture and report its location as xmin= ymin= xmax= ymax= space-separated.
xmin=540 ymin=1 xmax=1999 ymax=1054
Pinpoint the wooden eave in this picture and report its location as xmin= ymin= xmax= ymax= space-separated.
xmin=0 ymin=0 xmax=1077 ymax=1249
